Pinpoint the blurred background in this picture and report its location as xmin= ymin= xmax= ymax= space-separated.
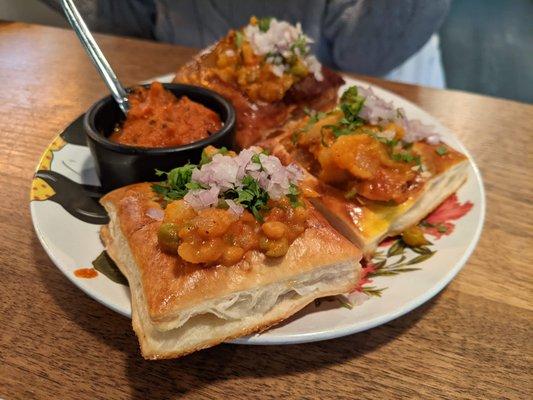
xmin=1 ymin=0 xmax=531 ymax=103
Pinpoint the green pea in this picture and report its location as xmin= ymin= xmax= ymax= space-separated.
xmin=259 ymin=236 xmax=289 ymax=257
xmin=158 ymin=223 xmax=181 ymax=253
xmin=265 ymin=237 xmax=289 ymax=257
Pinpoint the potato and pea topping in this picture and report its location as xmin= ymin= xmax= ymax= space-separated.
xmin=207 ymin=16 xmax=323 ymax=103
xmin=289 ymin=86 xmax=463 ymax=204
xmin=158 ymin=197 xmax=308 ymax=266
xmin=153 ymin=146 xmax=307 ymax=265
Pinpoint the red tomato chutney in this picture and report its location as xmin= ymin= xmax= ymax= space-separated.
xmin=109 ymin=82 xmax=222 ymax=147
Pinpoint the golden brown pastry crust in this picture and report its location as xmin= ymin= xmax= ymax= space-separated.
xmin=100 ymin=183 xmax=361 ymax=323
xmin=100 ymin=182 xmax=361 ymax=359
xmin=102 ymin=223 xmax=358 ymax=359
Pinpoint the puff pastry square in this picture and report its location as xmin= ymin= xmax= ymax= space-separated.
xmin=100 ymin=183 xmax=361 ymax=359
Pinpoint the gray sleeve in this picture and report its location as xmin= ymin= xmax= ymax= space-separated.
xmin=40 ymin=0 xmax=156 ymax=39
xmin=323 ymin=0 xmax=451 ymax=75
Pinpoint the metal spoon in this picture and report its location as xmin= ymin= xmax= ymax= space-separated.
xmin=60 ymin=0 xmax=130 ymax=115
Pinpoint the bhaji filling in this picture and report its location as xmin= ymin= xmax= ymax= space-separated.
xmin=285 ymin=86 xmax=465 ymax=205
xmin=152 ymin=146 xmax=307 ymax=265
xmin=204 ymin=16 xmax=323 ymax=103
xmin=158 ymin=197 xmax=307 ymax=266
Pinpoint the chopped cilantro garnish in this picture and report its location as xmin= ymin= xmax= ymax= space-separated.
xmin=436 ymin=146 xmax=448 ymax=156
xmin=392 ymin=152 xmax=414 ymax=163
xmin=152 ymin=164 xmax=196 ymax=202
xmin=318 ymin=86 xmax=366 ymax=138
xmin=303 ymin=107 xmax=327 ymax=125
xmin=390 ymin=152 xmax=421 ymax=165
xmin=437 ymin=224 xmax=448 ymax=233
xmin=311 ymin=111 xmax=327 ymax=125
xmin=232 ymin=176 xmax=270 ymax=221
xmin=154 ymin=163 xmax=272 ymax=220
xmin=185 ymin=182 xmax=204 ymax=190
xmin=258 ymin=17 xmax=272 ymax=32
xmin=340 ymin=86 xmax=365 ymax=123
xmin=324 ymin=124 xmax=357 ymax=138
xmin=251 ymin=153 xmax=261 ymax=164
xmin=287 ymin=183 xmax=303 ymax=208
xmin=387 ymin=138 xmax=399 ymax=147
xmin=251 ymin=150 xmax=270 ymax=163
xmin=290 ymin=35 xmax=308 ymax=55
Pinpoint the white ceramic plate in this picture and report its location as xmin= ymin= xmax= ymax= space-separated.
xmin=30 ymin=75 xmax=485 ymax=345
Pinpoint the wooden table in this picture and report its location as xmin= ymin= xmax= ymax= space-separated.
xmin=0 ymin=22 xmax=531 ymax=400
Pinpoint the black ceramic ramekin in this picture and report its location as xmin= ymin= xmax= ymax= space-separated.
xmin=84 ymin=83 xmax=236 ymax=191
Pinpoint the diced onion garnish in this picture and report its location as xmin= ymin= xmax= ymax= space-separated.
xmin=184 ymin=148 xmax=303 ymax=211
xmin=243 ymin=19 xmax=323 ymax=81
xmin=357 ymin=85 xmax=441 ymax=144
xmin=145 ymin=208 xmax=164 ymax=221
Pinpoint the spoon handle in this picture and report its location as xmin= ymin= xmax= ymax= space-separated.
xmin=60 ymin=0 xmax=130 ymax=114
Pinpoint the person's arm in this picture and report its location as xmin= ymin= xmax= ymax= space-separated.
xmin=40 ymin=0 xmax=156 ymax=39
xmin=323 ymin=0 xmax=450 ymax=75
